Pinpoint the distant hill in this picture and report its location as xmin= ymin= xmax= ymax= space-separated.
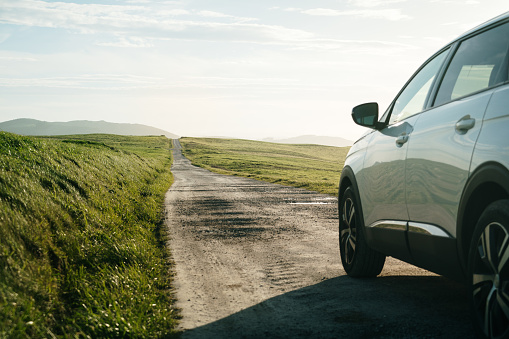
xmin=0 ymin=119 xmax=179 ymax=139
xmin=262 ymin=135 xmax=353 ymax=147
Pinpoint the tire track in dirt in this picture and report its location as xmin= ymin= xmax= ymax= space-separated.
xmin=165 ymin=139 xmax=473 ymax=338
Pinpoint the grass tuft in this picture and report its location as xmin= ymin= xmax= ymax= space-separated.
xmin=0 ymin=132 xmax=178 ymax=337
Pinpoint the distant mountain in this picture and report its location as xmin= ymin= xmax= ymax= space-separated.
xmin=0 ymin=119 xmax=179 ymax=139
xmin=262 ymin=135 xmax=353 ymax=147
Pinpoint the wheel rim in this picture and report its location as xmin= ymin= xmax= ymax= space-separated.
xmin=472 ymin=222 xmax=509 ymax=339
xmin=340 ymin=197 xmax=357 ymax=265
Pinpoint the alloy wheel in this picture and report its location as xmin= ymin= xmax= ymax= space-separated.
xmin=472 ymin=222 xmax=509 ymax=339
xmin=340 ymin=197 xmax=357 ymax=266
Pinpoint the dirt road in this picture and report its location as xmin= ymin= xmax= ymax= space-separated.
xmin=165 ymin=140 xmax=473 ymax=338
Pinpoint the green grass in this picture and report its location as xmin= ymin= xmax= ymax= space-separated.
xmin=0 ymin=132 xmax=178 ymax=338
xmin=180 ymin=137 xmax=349 ymax=196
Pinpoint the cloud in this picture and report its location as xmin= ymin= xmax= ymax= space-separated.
xmin=158 ymin=9 xmax=191 ymax=16
xmin=429 ymin=0 xmax=479 ymax=4
xmin=348 ymin=0 xmax=407 ymax=8
xmin=0 ymin=0 xmax=311 ymax=46
xmin=0 ymin=73 xmax=316 ymax=94
xmin=1 ymin=0 xmax=146 ymax=32
xmin=300 ymin=8 xmax=411 ymax=21
xmin=97 ymin=36 xmax=153 ymax=48
xmin=284 ymin=38 xmax=417 ymax=56
xmin=196 ymin=10 xmax=257 ymax=23
xmin=0 ymin=74 xmax=164 ymax=90
xmin=197 ymin=10 xmax=234 ymax=18
xmin=125 ymin=0 xmax=183 ymax=3
xmin=0 ymin=55 xmax=37 ymax=62
xmin=283 ymin=8 xmax=302 ymax=12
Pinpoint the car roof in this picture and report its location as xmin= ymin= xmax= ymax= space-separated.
xmin=450 ymin=11 xmax=509 ymax=45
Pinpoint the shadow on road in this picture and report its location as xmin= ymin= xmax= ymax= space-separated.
xmin=183 ymin=274 xmax=472 ymax=339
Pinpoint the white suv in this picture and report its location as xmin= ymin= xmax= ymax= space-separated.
xmin=338 ymin=12 xmax=509 ymax=338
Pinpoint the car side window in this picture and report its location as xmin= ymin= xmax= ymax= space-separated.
xmin=434 ymin=22 xmax=509 ymax=107
xmin=389 ymin=50 xmax=448 ymax=125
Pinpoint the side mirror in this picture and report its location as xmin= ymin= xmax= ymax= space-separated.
xmin=351 ymin=102 xmax=380 ymax=129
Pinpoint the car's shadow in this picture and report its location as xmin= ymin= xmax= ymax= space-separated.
xmin=181 ymin=274 xmax=473 ymax=339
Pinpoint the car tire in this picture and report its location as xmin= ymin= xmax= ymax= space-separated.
xmin=469 ymin=199 xmax=509 ymax=339
xmin=339 ymin=186 xmax=385 ymax=277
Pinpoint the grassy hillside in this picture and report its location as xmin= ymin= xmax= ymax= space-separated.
xmin=0 ymin=132 xmax=177 ymax=337
xmin=0 ymin=118 xmax=179 ymax=139
xmin=180 ymin=137 xmax=349 ymax=196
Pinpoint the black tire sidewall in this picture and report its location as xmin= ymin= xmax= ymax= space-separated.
xmin=339 ymin=187 xmax=359 ymax=273
xmin=339 ymin=186 xmax=384 ymax=277
xmin=468 ymin=199 xmax=509 ymax=339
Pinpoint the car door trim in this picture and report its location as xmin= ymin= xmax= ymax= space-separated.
xmin=367 ymin=220 xmax=407 ymax=231
xmin=367 ymin=220 xmax=452 ymax=238
xmin=408 ymin=222 xmax=452 ymax=238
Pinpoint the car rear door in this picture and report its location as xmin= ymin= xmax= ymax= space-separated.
xmin=404 ymin=21 xmax=509 ymax=277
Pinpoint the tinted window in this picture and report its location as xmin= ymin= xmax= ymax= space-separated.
xmin=389 ymin=50 xmax=448 ymax=124
xmin=434 ymin=22 xmax=509 ymax=106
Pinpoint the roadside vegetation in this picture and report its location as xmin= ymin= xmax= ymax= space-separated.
xmin=0 ymin=132 xmax=178 ymax=338
xmin=180 ymin=137 xmax=349 ymax=196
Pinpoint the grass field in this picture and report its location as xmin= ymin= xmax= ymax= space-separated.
xmin=180 ymin=137 xmax=349 ymax=196
xmin=0 ymin=132 xmax=178 ymax=338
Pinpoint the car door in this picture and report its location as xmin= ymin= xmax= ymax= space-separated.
xmin=404 ymin=21 xmax=509 ymax=276
xmin=358 ymin=49 xmax=449 ymax=262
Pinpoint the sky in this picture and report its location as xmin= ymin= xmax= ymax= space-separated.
xmin=0 ymin=1 xmax=508 ymax=141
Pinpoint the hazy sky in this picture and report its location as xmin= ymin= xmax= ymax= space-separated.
xmin=1 ymin=1 xmax=508 ymax=141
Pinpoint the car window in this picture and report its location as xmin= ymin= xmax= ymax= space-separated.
xmin=389 ymin=50 xmax=448 ymax=125
xmin=434 ymin=22 xmax=509 ymax=106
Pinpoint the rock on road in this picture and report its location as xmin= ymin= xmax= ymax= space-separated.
xmin=165 ymin=140 xmax=473 ymax=338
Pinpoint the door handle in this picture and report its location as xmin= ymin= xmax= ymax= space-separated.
xmin=455 ymin=115 xmax=475 ymax=134
xmin=396 ymin=134 xmax=409 ymax=147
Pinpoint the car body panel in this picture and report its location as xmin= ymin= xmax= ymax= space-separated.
xmin=344 ymin=132 xmax=374 ymax=177
xmin=405 ymin=90 xmax=493 ymax=238
xmin=470 ymin=86 xmax=509 ymax=172
xmin=357 ymin=116 xmax=419 ymax=228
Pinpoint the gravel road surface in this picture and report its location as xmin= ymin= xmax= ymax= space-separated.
xmin=165 ymin=140 xmax=473 ymax=338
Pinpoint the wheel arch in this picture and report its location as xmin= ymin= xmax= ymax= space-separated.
xmin=339 ymin=166 xmax=364 ymax=225
xmin=339 ymin=166 xmax=353 ymax=200
xmin=457 ymin=162 xmax=509 ymax=275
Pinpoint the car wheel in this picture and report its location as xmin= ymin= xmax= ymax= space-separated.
xmin=469 ymin=199 xmax=509 ymax=339
xmin=339 ymin=186 xmax=385 ymax=277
